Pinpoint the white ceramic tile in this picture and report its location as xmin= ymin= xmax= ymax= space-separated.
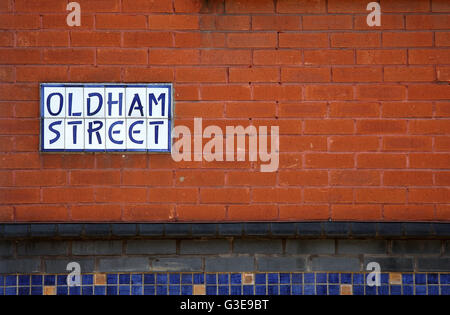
xmin=126 ymin=118 xmax=147 ymax=151
xmin=65 ymin=119 xmax=84 ymax=150
xmin=147 ymin=87 xmax=169 ymax=119
xmin=105 ymin=87 xmax=125 ymax=118
xmin=147 ymin=119 xmax=169 ymax=151
xmin=84 ymin=87 xmax=105 ymax=118
xmin=105 ymin=119 xmax=126 ymax=150
xmin=65 ymin=87 xmax=84 ymax=118
xmin=42 ymin=118 xmax=65 ymax=150
xmin=43 ymin=86 xmax=66 ymax=118
xmin=84 ymin=119 xmax=106 ymax=151
xmin=126 ymin=87 xmax=147 ymax=118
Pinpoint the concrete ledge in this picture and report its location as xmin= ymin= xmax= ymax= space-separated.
xmin=0 ymin=222 xmax=449 ymax=240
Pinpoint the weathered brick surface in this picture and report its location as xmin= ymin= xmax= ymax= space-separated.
xmin=0 ymin=0 xmax=449 ymax=223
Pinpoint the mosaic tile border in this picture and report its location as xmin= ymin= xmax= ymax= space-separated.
xmin=1 ymin=272 xmax=449 ymax=295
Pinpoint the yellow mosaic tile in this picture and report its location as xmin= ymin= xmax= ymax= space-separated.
xmin=340 ymin=284 xmax=353 ymax=295
xmin=193 ymin=285 xmax=206 ymax=295
xmin=242 ymin=272 xmax=254 ymax=285
xmin=95 ymin=274 xmax=106 ymax=286
xmin=389 ymin=272 xmax=402 ymax=285
xmin=44 ymin=286 xmax=56 ymax=295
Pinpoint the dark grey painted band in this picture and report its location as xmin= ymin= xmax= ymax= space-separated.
xmin=0 ymin=222 xmax=449 ymax=239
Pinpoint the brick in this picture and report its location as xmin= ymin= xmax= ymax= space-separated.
xmin=15 ymin=170 xmax=66 ymax=186
xmin=149 ymin=15 xmax=198 ymax=30
xmin=96 ymin=15 xmax=147 ymax=29
xmin=257 ymin=257 xmax=306 ymax=272
xmin=205 ymin=257 xmax=254 ymax=272
xmin=436 ymin=32 xmax=450 ymax=46
xmin=0 ymin=206 xmax=14 ymax=221
xmin=357 ymin=85 xmax=406 ymax=101
xmin=304 ymin=119 xmax=354 ymax=134
xmin=17 ymin=241 xmax=68 ymax=256
xmin=279 ymin=205 xmax=329 ymax=220
xmin=0 ymin=259 xmax=41 ymax=274
xmin=409 ymin=49 xmax=450 ymax=64
xmin=0 ymin=153 xmax=40 ymax=169
xmin=338 ymin=240 xmax=387 ymax=254
xmin=433 ymin=0 xmax=450 ymax=12
xmin=356 ymin=119 xmax=407 ymax=134
xmin=277 ymin=0 xmax=326 ymax=13
xmin=201 ymin=85 xmax=251 ymax=101
xmin=69 ymin=66 xmax=121 ymax=82
xmin=180 ymin=240 xmax=230 ymax=255
xmin=43 ymin=48 xmax=94 ymax=65
xmin=304 ymin=188 xmax=353 ymax=203
xmin=201 ymin=49 xmax=251 ymax=65
xmin=331 ymin=102 xmax=380 ymax=118
xmin=438 ymin=66 xmax=450 ymax=81
xmin=393 ymin=240 xmax=441 ymax=254
xmin=382 ymin=102 xmax=433 ymax=117
xmin=124 ymin=67 xmax=174 ymax=82
xmin=357 ymin=49 xmax=406 ymax=65
xmin=254 ymin=50 xmax=302 ymax=65
xmin=328 ymin=0 xmax=369 ymax=12
xmin=126 ymin=240 xmax=176 ymax=254
xmin=279 ymin=136 xmax=327 ymax=152
xmin=226 ymin=0 xmax=274 ymax=13
xmin=175 ymin=32 xmax=226 ymax=48
xmin=97 ymin=48 xmax=147 ymax=65
xmin=280 ymin=170 xmax=328 ymax=186
xmin=253 ymin=84 xmax=302 ymax=101
xmin=216 ymin=15 xmax=250 ymax=30
xmin=384 ymin=171 xmax=433 ymax=186
xmin=72 ymin=31 xmax=122 ymax=47
xmin=72 ymin=241 xmax=122 ymax=256
xmin=356 ymin=188 xmax=407 ymax=203
xmin=42 ymin=14 xmax=94 ymax=29
xmin=0 ymin=48 xmax=41 ymax=64
xmin=331 ymin=33 xmax=380 ymax=48
xmin=303 ymin=15 xmax=352 ymax=30
xmin=231 ymin=67 xmax=279 ymax=83
xmin=305 ymin=153 xmax=353 ymax=169
xmin=357 ymin=153 xmax=406 ymax=168
xmin=436 ymin=136 xmax=450 ymax=151
xmin=282 ymin=67 xmax=330 ymax=83
xmin=410 ymin=153 xmax=450 ymax=169
xmin=0 ymin=188 xmax=39 ymax=204
xmin=175 ymin=170 xmax=224 ymax=186
xmin=122 ymin=0 xmax=172 ymax=12
xmin=123 ymin=205 xmax=174 ymax=221
xmin=383 ymin=32 xmax=433 ymax=47
xmin=279 ymin=102 xmax=327 ymax=118
xmin=380 ymin=0 xmax=430 ymax=12
xmin=383 ymin=136 xmax=433 ymax=151
xmin=252 ymin=15 xmax=300 ymax=31
xmin=363 ymin=257 xmax=413 ymax=272
xmin=177 ymin=67 xmax=227 ymax=83
xmin=354 ymin=15 xmax=404 ymax=30
xmin=227 ymin=172 xmax=276 ymax=186
xmin=286 ymin=240 xmax=334 ymax=254
xmin=71 ymin=170 xmax=120 ymax=185
xmin=96 ymin=187 xmax=147 ymax=203
xmin=406 ymin=15 xmax=450 ymax=30
xmin=409 ymin=84 xmax=450 ymax=100
xmin=330 ymin=170 xmax=380 ymax=186
xmin=0 ymin=67 xmax=14 ymax=83
xmin=0 ymin=14 xmax=39 ymax=29
xmin=15 ymin=205 xmax=67 ymax=222
xmin=228 ymin=205 xmax=278 ymax=221
xmin=279 ymin=33 xmax=328 ymax=48
xmin=16 ymin=66 xmax=68 ymax=82
xmin=227 ymin=33 xmax=277 ymax=48
xmin=17 ymin=31 xmax=68 ymax=47
xmin=312 ymin=257 xmax=360 ymax=272
xmin=150 ymin=49 xmax=199 ymax=65
xmin=436 ymin=172 xmax=450 ymax=185
xmin=71 ymin=205 xmax=122 ymax=221
xmin=305 ymin=85 xmax=354 ymax=101
xmin=332 ymin=67 xmax=382 ymax=82
xmin=149 ymin=188 xmax=197 ymax=203
xmin=15 ymin=0 xmax=66 ymax=12
xmin=226 ymin=102 xmax=276 ymax=118
xmin=409 ymin=188 xmax=450 ymax=203
xmin=152 ymin=257 xmax=202 ymax=272
xmin=332 ymin=205 xmax=383 ymax=221
xmin=304 ymin=50 xmax=354 ymax=65
xmin=252 ymin=188 xmax=302 ymax=203
xmin=98 ymin=257 xmax=149 ymax=272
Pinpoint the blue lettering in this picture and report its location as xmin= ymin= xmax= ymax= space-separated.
xmin=108 ymin=120 xmax=124 ymax=145
xmin=67 ymin=93 xmax=81 ymax=116
xmin=107 ymin=92 xmax=123 ymax=117
xmin=48 ymin=120 xmax=62 ymax=144
xmin=149 ymin=93 xmax=166 ymax=117
xmin=129 ymin=120 xmax=144 ymax=144
xmin=68 ymin=120 xmax=82 ymax=144
xmin=128 ymin=94 xmax=144 ymax=117
xmin=46 ymin=92 xmax=64 ymax=116
xmin=87 ymin=120 xmax=103 ymax=144
xmin=149 ymin=121 xmax=164 ymax=144
xmin=87 ymin=92 xmax=103 ymax=116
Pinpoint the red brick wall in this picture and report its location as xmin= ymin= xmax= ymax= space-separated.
xmin=0 ymin=0 xmax=449 ymax=223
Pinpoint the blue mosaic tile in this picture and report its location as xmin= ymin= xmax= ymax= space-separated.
xmin=403 ymin=285 xmax=414 ymax=295
xmin=169 ymin=273 xmax=180 ymax=285
xmin=144 ymin=274 xmax=155 ymax=285
xmin=378 ymin=285 xmax=389 ymax=295
xmin=230 ymin=285 xmax=241 ymax=295
xmin=132 ymin=274 xmax=142 ymax=285
xmin=69 ymin=286 xmax=81 ymax=295
xmin=119 ymin=274 xmax=130 ymax=285
xmin=31 ymin=287 xmax=43 ymax=295
xmin=380 ymin=273 xmax=389 ymax=284
xmin=255 ymin=285 xmax=266 ymax=295
xmin=5 ymin=275 xmax=17 ymax=286
xmin=206 ymin=286 xmax=217 ymax=295
xmin=328 ymin=273 xmax=339 ymax=284
xmin=57 ymin=275 xmax=66 ymax=286
xmin=106 ymin=286 xmax=118 ymax=295
xmin=428 ymin=286 xmax=439 ymax=295
xmin=280 ymin=273 xmax=290 ymax=284
xmin=218 ymin=274 xmax=229 ymax=285
xmin=316 ymin=273 xmax=327 ymax=284
xmin=304 ymin=273 xmax=315 ymax=284
xmin=0 ymin=275 xmax=4 ymax=286
xmin=365 ymin=285 xmax=377 ymax=295
xmin=44 ymin=275 xmax=55 ymax=286
xmin=218 ymin=286 xmax=229 ymax=295
xmin=292 ymin=273 xmax=302 ymax=284
xmin=441 ymin=274 xmax=450 ymax=284
xmin=316 ymin=285 xmax=327 ymax=295
xmin=255 ymin=274 xmax=266 ymax=285
xmin=82 ymin=274 xmax=93 ymax=285
xmin=18 ymin=287 xmax=30 ymax=295
xmin=353 ymin=285 xmax=364 ymax=295
xmin=143 ymin=285 xmax=155 ymax=295
xmin=268 ymin=273 xmax=278 ymax=284
xmin=182 ymin=285 xmax=193 ymax=295
xmin=292 ymin=285 xmax=302 ymax=295
xmin=82 ymin=286 xmax=93 ymax=295
xmin=353 ymin=274 xmax=365 ymax=285
xmin=193 ymin=273 xmax=204 ymax=284
xmin=402 ymin=274 xmax=414 ymax=285
xmin=243 ymin=285 xmax=254 ymax=295
xmin=132 ymin=286 xmax=143 ymax=295
xmin=169 ymin=285 xmax=180 ymax=295
xmin=340 ymin=273 xmax=352 ymax=284
xmin=206 ymin=274 xmax=217 ymax=285
xmin=57 ymin=286 xmax=68 ymax=295
xmin=416 ymin=285 xmax=427 ymax=295
xmin=441 ymin=286 xmax=450 ymax=295
xmin=427 ymin=274 xmax=438 ymax=285
xmin=18 ymin=275 xmax=30 ymax=286
xmin=328 ymin=285 xmax=340 ymax=295
xmin=5 ymin=287 xmax=16 ymax=295
xmin=119 ymin=285 xmax=130 ymax=295
xmin=94 ymin=286 xmax=106 ymax=295
xmin=304 ymin=285 xmax=315 ymax=295
xmin=157 ymin=274 xmax=167 ymax=285
xmin=415 ymin=274 xmax=426 ymax=285
xmin=156 ymin=285 xmax=167 ymax=295
xmin=267 ymin=285 xmax=278 ymax=295
xmin=181 ymin=274 xmax=193 ymax=284
xmin=230 ymin=273 xmax=241 ymax=285
xmin=390 ymin=285 xmax=402 ymax=295
xmin=107 ymin=274 xmax=118 ymax=285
